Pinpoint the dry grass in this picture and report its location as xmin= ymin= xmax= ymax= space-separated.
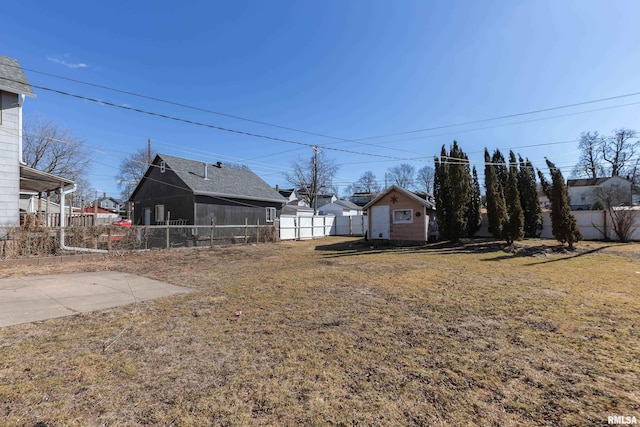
xmin=0 ymin=237 xmax=639 ymax=426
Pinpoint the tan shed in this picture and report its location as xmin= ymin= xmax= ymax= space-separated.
xmin=363 ymin=185 xmax=436 ymax=243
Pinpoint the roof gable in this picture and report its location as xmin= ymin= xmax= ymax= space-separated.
xmin=0 ymin=56 xmax=35 ymax=97
xmin=363 ymin=185 xmax=435 ymax=210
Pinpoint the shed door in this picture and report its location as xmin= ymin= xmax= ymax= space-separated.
xmin=371 ymin=205 xmax=390 ymax=239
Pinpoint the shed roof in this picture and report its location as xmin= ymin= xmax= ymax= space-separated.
xmin=132 ymin=154 xmax=286 ymax=204
xmin=334 ymin=199 xmax=362 ymax=210
xmin=363 ymin=185 xmax=436 ymax=210
xmin=0 ymin=56 xmax=36 ymax=97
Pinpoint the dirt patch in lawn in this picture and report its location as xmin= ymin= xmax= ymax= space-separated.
xmin=1 ymin=237 xmax=639 ymax=426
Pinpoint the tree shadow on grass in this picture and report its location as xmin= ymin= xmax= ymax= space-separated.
xmin=521 ymin=245 xmax=612 ymax=265
xmin=315 ymin=238 xmax=613 ymax=263
xmin=315 ymin=238 xmax=538 ymax=259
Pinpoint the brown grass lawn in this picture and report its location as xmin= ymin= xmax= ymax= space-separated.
xmin=0 ymin=237 xmax=639 ymax=426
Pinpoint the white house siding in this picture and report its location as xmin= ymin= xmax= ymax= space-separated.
xmin=568 ymin=176 xmax=632 ymax=210
xmin=0 ymin=91 xmax=20 ymax=226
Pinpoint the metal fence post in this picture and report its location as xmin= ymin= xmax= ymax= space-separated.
xmin=166 ymin=212 xmax=170 ymax=249
xmin=245 ymin=218 xmax=248 ymax=244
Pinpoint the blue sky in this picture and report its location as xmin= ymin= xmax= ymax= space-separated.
xmin=2 ymin=0 xmax=640 ymax=198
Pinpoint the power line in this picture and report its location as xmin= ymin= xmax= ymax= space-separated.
xmin=348 ymin=91 xmax=640 ymax=142
xmin=11 ymin=63 xmax=352 ymax=143
xmin=13 ymin=63 xmax=640 ymax=155
xmin=15 ymin=79 xmax=426 ymax=162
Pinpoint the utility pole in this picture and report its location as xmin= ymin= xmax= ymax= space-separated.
xmin=312 ymin=146 xmax=321 ymax=215
xmin=147 ymin=138 xmax=152 ymax=165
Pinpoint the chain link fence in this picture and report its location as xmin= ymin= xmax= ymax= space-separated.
xmin=0 ymin=224 xmax=277 ymax=258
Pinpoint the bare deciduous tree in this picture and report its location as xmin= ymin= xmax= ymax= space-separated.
xmin=285 ymin=150 xmax=339 ymax=213
xmin=416 ymin=165 xmax=435 ymax=193
xmin=602 ymin=128 xmax=638 ymax=178
xmin=116 ymin=148 xmax=156 ymax=200
xmin=387 ymin=163 xmax=415 ymax=189
xmin=344 ymin=171 xmax=380 ymax=197
xmin=572 ymin=131 xmax=604 ymax=179
xmin=592 ymin=185 xmax=638 ymax=242
xmin=22 ymin=116 xmax=92 ymax=200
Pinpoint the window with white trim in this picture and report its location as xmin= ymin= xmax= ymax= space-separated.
xmin=393 ymin=209 xmax=413 ymax=224
xmin=266 ymin=207 xmax=276 ymax=223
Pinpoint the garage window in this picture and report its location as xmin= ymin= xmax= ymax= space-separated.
xmin=155 ymin=204 xmax=165 ymax=223
xmin=393 ymin=209 xmax=412 ymax=224
xmin=266 ymin=207 xmax=276 ymax=223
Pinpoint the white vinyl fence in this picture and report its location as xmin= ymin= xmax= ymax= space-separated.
xmin=477 ymin=209 xmax=640 ymax=241
xmin=279 ymin=214 xmax=367 ymax=241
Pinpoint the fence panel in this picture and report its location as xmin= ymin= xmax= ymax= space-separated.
xmin=334 ymin=215 xmax=366 ymax=236
xmin=279 ymin=215 xmax=297 ymax=240
xmin=298 ymin=216 xmax=314 ymax=240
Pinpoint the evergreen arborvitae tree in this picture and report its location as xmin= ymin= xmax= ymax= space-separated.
xmin=434 ymin=141 xmax=472 ymax=241
xmin=491 ymin=149 xmax=509 ymax=190
xmin=433 ymin=146 xmax=449 ymax=239
xmin=518 ymin=155 xmax=543 ymax=237
xmin=467 ymin=166 xmax=482 ymax=237
xmin=504 ymin=151 xmax=524 ymax=243
xmin=484 ymin=148 xmax=507 ymax=239
xmin=538 ymin=158 xmax=582 ymax=250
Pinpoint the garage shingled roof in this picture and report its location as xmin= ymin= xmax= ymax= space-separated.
xmin=156 ymin=154 xmax=286 ymax=204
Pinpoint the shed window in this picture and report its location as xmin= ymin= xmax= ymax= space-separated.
xmin=266 ymin=207 xmax=276 ymax=223
xmin=393 ymin=209 xmax=413 ymax=224
xmin=160 ymin=160 xmax=166 ymax=173
xmin=155 ymin=204 xmax=165 ymax=223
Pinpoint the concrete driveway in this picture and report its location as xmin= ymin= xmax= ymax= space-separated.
xmin=0 ymin=271 xmax=192 ymax=327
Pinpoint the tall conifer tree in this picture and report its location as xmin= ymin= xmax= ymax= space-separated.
xmin=484 ymin=148 xmax=507 ymax=239
xmin=434 ymin=142 xmax=472 ymax=241
xmin=504 ymin=151 xmax=525 ymax=243
xmin=467 ymin=166 xmax=482 ymax=237
xmin=538 ymin=159 xmax=582 ymax=250
xmin=518 ymin=155 xmax=543 ymax=237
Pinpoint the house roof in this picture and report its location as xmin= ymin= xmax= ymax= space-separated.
xmin=80 ymin=206 xmax=117 ymax=214
xmin=363 ymin=185 xmax=436 ymax=210
xmin=97 ymin=196 xmax=124 ymax=204
xmin=0 ymin=56 xmax=36 ymax=98
xmin=567 ymin=177 xmax=630 ymax=187
xmin=334 ymin=199 xmax=362 ymax=210
xmin=278 ymin=188 xmax=296 ymax=198
xmin=132 ymin=154 xmax=286 ymax=204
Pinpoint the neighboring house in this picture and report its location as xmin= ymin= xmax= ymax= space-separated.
xmin=567 ymin=176 xmax=632 ymax=210
xmin=633 ymin=184 xmax=640 ymax=206
xmin=79 ymin=206 xmax=119 ymax=225
xmin=129 ymin=154 xmax=286 ymax=227
xmin=276 ymin=187 xmax=308 ymax=207
xmin=350 ymin=191 xmax=379 ymax=207
xmin=0 ymin=55 xmax=74 ymax=227
xmin=318 ymin=199 xmax=363 ymax=216
xmin=295 ymin=189 xmax=337 ymax=210
xmin=95 ymin=193 xmax=125 ymax=213
xmin=281 ymin=204 xmax=315 ymax=217
xmin=316 ymin=193 xmax=338 ymax=209
xmin=363 ymin=185 xmax=436 ymax=243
